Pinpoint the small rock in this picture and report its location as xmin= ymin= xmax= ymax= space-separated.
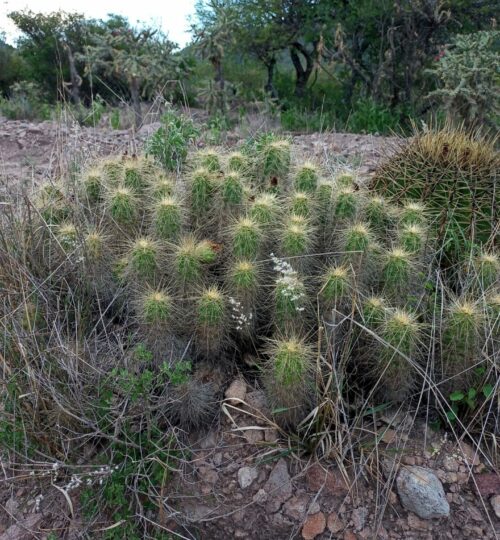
xmin=243 ymin=429 xmax=264 ymax=443
xmin=408 ymin=513 xmax=430 ymax=530
xmin=396 ymin=466 xmax=450 ymax=519
xmin=302 ymin=512 xmax=326 ymax=540
xmin=351 ymin=507 xmax=368 ymax=531
xmin=443 ymin=456 xmax=459 ymax=472
xmin=343 ymin=531 xmax=357 ymax=540
xmin=474 ymin=472 xmax=500 ymax=497
xmin=457 ymin=441 xmax=480 ymax=466
xmin=402 ymin=456 xmax=416 ymax=466
xmin=264 ymin=458 xmax=293 ymax=511
xmin=244 ymin=390 xmax=267 ymax=411
xmin=237 ymin=466 xmax=258 ymax=489
xmin=306 ymin=463 xmax=348 ymax=495
xmin=264 ymin=428 xmax=279 ymax=443
xmin=308 ymin=501 xmax=320 ymax=515
xmin=197 ymin=465 xmax=218 ymax=486
xmin=468 ymin=505 xmax=483 ymax=521
xmin=252 ymin=489 xmax=267 ymax=504
xmin=490 ymin=494 xmax=500 ymax=518
xmin=225 ymin=378 xmax=247 ymax=405
xmin=327 ymin=511 xmax=344 ymax=533
xmin=283 ymin=495 xmax=308 ymax=520
xmin=380 ymin=428 xmax=397 ymax=444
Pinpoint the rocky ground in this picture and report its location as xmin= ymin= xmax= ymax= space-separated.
xmin=0 ymin=117 xmax=498 ymax=539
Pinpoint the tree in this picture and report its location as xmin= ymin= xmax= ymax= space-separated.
xmin=229 ymin=0 xmax=292 ymax=99
xmin=192 ymin=0 xmax=238 ymax=115
xmin=81 ymin=17 xmax=178 ymax=127
xmin=0 ymin=34 xmax=25 ymax=96
xmin=8 ymin=10 xmax=96 ymax=105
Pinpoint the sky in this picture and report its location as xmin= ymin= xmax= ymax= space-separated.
xmin=0 ymin=0 xmax=197 ymax=47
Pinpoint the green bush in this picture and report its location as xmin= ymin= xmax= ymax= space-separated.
xmin=345 ymin=98 xmax=403 ymax=134
xmin=145 ymin=108 xmax=200 ymax=171
xmin=0 ymin=80 xmax=51 ymax=120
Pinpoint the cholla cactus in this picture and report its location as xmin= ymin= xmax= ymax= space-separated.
xmin=426 ymin=31 xmax=499 ymax=128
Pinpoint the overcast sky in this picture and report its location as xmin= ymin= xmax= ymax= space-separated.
xmin=0 ymin=0 xmax=197 ymax=47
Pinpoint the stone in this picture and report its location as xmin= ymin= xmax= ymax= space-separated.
xmin=327 ymin=511 xmax=344 ymax=533
xmin=1 ymin=514 xmax=43 ymax=540
xmin=283 ymin=495 xmax=308 ymax=520
xmin=302 ymin=512 xmax=326 ymax=540
xmin=457 ymin=441 xmax=481 ymax=466
xmin=380 ymin=428 xmax=397 ymax=444
xmin=343 ymin=531 xmax=357 ymax=540
xmin=237 ymin=466 xmax=258 ymax=489
xmin=225 ymin=378 xmax=247 ymax=405
xmin=490 ymin=494 xmax=500 ymax=519
xmin=264 ymin=428 xmax=279 ymax=443
xmin=306 ymin=463 xmax=348 ymax=495
xmin=308 ymin=501 xmax=320 ymax=515
xmin=351 ymin=507 xmax=368 ymax=531
xmin=474 ymin=472 xmax=500 ymax=497
xmin=396 ymin=466 xmax=450 ymax=519
xmin=264 ymin=458 xmax=293 ymax=511
xmin=443 ymin=456 xmax=459 ymax=472
xmin=252 ymin=489 xmax=267 ymax=504
xmin=243 ymin=429 xmax=264 ymax=444
xmin=244 ymin=390 xmax=267 ymax=411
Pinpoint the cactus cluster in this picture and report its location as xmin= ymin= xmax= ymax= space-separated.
xmin=10 ymin=133 xmax=499 ymax=434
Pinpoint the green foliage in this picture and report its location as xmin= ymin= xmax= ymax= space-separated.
xmin=0 ymin=80 xmax=50 ymax=120
xmin=427 ymin=31 xmax=500 ymax=128
xmin=346 ymin=98 xmax=403 ymax=134
xmin=146 ymin=110 xmax=199 ymax=171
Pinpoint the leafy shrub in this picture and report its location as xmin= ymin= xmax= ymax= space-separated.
xmin=0 ymin=80 xmax=51 ymax=120
xmin=345 ymin=98 xmax=403 ymax=134
xmin=145 ymin=108 xmax=199 ymax=171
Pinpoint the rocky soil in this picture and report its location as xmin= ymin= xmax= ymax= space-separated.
xmin=0 ymin=118 xmax=498 ymax=539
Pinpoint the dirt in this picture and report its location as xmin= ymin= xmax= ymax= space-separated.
xmin=0 ymin=117 xmax=394 ymax=188
xmin=0 ymin=117 xmax=498 ymax=539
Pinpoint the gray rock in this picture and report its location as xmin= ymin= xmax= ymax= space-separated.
xmin=491 ymin=494 xmax=500 ymax=519
xmin=225 ymin=378 xmax=247 ymax=405
xmin=264 ymin=458 xmax=293 ymax=511
xmin=396 ymin=466 xmax=450 ymax=519
xmin=237 ymin=466 xmax=258 ymax=489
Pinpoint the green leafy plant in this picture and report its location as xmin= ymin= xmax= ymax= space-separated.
xmin=146 ymin=109 xmax=199 ymax=171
